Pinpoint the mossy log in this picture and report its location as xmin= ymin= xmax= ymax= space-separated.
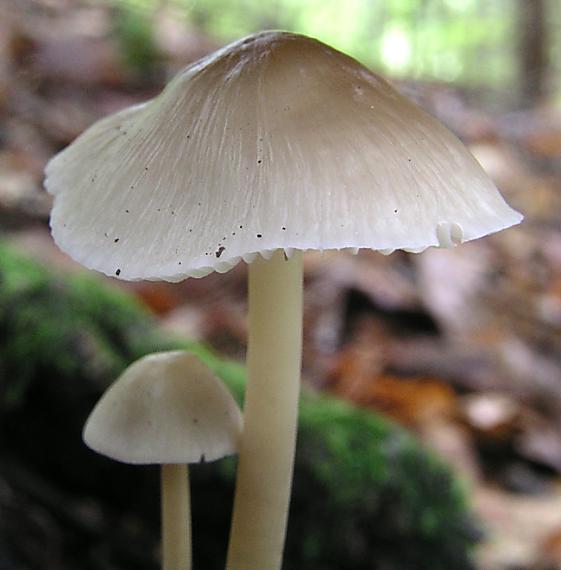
xmin=0 ymin=241 xmax=479 ymax=569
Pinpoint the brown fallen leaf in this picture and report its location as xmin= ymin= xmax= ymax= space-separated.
xmin=524 ymin=130 xmax=561 ymax=160
xmin=535 ymin=525 xmax=561 ymax=569
xmin=330 ymin=341 xmax=458 ymax=428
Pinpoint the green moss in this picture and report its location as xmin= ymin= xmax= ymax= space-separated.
xmin=286 ymin=394 xmax=477 ymax=569
xmin=113 ymin=5 xmax=161 ymax=79
xmin=0 ymin=241 xmax=478 ymax=569
xmin=0 ymin=242 xmax=186 ymax=408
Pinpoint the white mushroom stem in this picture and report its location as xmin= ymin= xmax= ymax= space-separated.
xmin=161 ymin=464 xmax=191 ymax=570
xmin=227 ymin=250 xmax=303 ymax=570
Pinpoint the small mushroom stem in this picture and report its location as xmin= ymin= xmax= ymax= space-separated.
xmin=227 ymin=250 xmax=303 ymax=570
xmin=161 ymin=463 xmax=191 ymax=570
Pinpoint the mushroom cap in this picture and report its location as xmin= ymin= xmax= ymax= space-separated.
xmin=45 ymin=31 xmax=522 ymax=282
xmin=83 ymin=351 xmax=243 ymax=464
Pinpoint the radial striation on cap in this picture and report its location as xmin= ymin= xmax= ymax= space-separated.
xmin=83 ymin=351 xmax=243 ymax=464
xmin=45 ymin=31 xmax=522 ymax=282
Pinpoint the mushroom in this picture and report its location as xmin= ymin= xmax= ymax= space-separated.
xmin=83 ymin=350 xmax=243 ymax=570
xmin=45 ymin=31 xmax=522 ymax=570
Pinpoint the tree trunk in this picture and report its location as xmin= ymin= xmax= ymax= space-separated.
xmin=519 ymin=0 xmax=549 ymax=106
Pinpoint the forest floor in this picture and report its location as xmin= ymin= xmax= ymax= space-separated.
xmin=2 ymin=1 xmax=561 ymax=569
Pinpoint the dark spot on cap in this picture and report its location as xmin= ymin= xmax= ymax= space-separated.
xmin=256 ymin=234 xmax=262 ymax=238
xmin=114 ymin=238 xmax=120 ymax=243
xmin=125 ymin=209 xmax=130 ymax=213
xmin=281 ymin=226 xmax=286 ymax=231
xmin=215 ymin=246 xmax=226 ymax=258
xmin=239 ymin=225 xmax=243 ymax=229
xmin=115 ymin=269 xmax=121 ymax=276
xmin=394 ymin=209 xmax=398 ymax=213
xmin=257 ymin=159 xmax=262 ymax=164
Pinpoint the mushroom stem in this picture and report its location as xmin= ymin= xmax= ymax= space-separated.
xmin=161 ymin=463 xmax=191 ymax=570
xmin=227 ymin=250 xmax=303 ymax=570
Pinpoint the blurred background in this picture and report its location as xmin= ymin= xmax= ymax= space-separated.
xmin=1 ymin=0 xmax=560 ymax=569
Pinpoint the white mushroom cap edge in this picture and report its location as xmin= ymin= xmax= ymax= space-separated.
xmin=83 ymin=351 xmax=243 ymax=464
xmin=45 ymin=31 xmax=522 ymax=282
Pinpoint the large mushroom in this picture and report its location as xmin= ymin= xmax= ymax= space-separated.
xmin=45 ymin=31 xmax=522 ymax=570
xmin=83 ymin=350 xmax=242 ymax=570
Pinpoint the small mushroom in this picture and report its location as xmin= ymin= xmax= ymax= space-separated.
xmin=46 ymin=31 xmax=522 ymax=570
xmin=83 ymin=351 xmax=242 ymax=570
